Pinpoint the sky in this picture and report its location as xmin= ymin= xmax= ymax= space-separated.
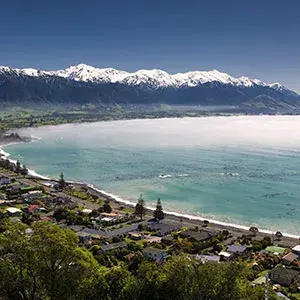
xmin=0 ymin=0 xmax=299 ymax=92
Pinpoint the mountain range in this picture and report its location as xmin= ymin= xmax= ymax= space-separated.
xmin=0 ymin=64 xmax=299 ymax=113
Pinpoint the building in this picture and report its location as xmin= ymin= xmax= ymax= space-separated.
xmin=292 ymin=245 xmax=300 ymax=256
xmin=282 ymin=252 xmax=299 ymax=266
xmin=0 ymin=177 xmax=11 ymax=186
xmin=180 ymin=230 xmax=217 ymax=242
xmin=148 ymin=222 xmax=180 ymax=237
xmin=143 ymin=247 xmax=168 ymax=262
xmin=6 ymin=207 xmax=22 ymax=217
xmin=128 ymin=231 xmax=144 ymax=240
xmin=269 ymin=267 xmax=300 ymax=287
xmin=79 ymin=227 xmax=107 ymax=239
xmin=227 ymin=244 xmax=248 ymax=254
xmin=195 ymin=254 xmax=220 ymax=263
xmin=101 ymin=241 xmax=127 ymax=252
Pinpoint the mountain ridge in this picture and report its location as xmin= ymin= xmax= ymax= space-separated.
xmin=0 ymin=64 xmax=299 ymax=114
xmin=0 ymin=63 xmax=298 ymax=95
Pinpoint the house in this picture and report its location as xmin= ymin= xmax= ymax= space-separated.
xmin=69 ymin=225 xmax=85 ymax=232
xmin=106 ymin=223 xmax=142 ymax=238
xmin=79 ymin=227 xmax=107 ymax=239
xmin=218 ymin=251 xmax=233 ymax=259
xmin=23 ymin=190 xmax=43 ymax=201
xmin=0 ymin=177 xmax=11 ymax=186
xmin=27 ymin=204 xmax=46 ymax=214
xmin=292 ymin=245 xmax=300 ymax=256
xmin=282 ymin=252 xmax=299 ymax=266
xmin=6 ymin=207 xmax=22 ymax=217
xmin=227 ymin=244 xmax=248 ymax=254
xmin=77 ymin=231 xmax=92 ymax=245
xmin=147 ymin=222 xmax=180 ymax=237
xmin=180 ymin=230 xmax=217 ymax=242
xmin=101 ymin=241 xmax=127 ymax=252
xmin=195 ymin=254 xmax=220 ymax=263
xmin=161 ymin=235 xmax=174 ymax=245
xmin=82 ymin=208 xmax=93 ymax=215
xmin=128 ymin=231 xmax=144 ymax=240
xmin=143 ymin=247 xmax=168 ymax=262
xmin=269 ymin=267 xmax=300 ymax=287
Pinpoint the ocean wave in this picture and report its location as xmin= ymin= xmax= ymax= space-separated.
xmin=159 ymin=173 xmax=189 ymax=179
xmin=220 ymin=172 xmax=239 ymax=177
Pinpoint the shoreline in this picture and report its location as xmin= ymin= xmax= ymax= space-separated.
xmin=1 ymin=136 xmax=299 ymax=243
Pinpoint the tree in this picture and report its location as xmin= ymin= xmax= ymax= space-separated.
xmin=0 ymin=222 xmax=98 ymax=300
xmin=275 ymin=231 xmax=283 ymax=240
xmin=135 ymin=194 xmax=146 ymax=221
xmin=153 ymin=198 xmax=164 ymax=221
xmin=102 ymin=199 xmax=112 ymax=213
xmin=58 ymin=172 xmax=66 ymax=190
xmin=16 ymin=160 xmax=21 ymax=173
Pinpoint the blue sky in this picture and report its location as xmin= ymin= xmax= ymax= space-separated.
xmin=0 ymin=0 xmax=299 ymax=92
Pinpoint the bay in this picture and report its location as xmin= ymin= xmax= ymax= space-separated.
xmin=3 ymin=116 xmax=300 ymax=235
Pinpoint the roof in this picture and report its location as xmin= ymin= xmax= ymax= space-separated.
xmin=181 ymin=230 xmax=217 ymax=241
xmin=143 ymin=247 xmax=167 ymax=255
xmin=69 ymin=225 xmax=85 ymax=232
xmin=29 ymin=190 xmax=42 ymax=194
xmin=196 ymin=255 xmax=220 ymax=263
xmin=269 ymin=267 xmax=300 ymax=285
xmin=219 ymin=251 xmax=232 ymax=258
xmin=82 ymin=209 xmax=92 ymax=214
xmin=283 ymin=252 xmax=299 ymax=263
xmin=276 ymin=292 xmax=291 ymax=300
xmin=80 ymin=227 xmax=106 ymax=237
xmin=28 ymin=204 xmax=39 ymax=213
xmin=148 ymin=222 xmax=180 ymax=236
xmin=252 ymin=276 xmax=266 ymax=285
xmin=227 ymin=244 xmax=248 ymax=253
xmin=292 ymin=245 xmax=300 ymax=252
xmin=6 ymin=207 xmax=21 ymax=214
xmin=265 ymin=246 xmax=286 ymax=254
xmin=101 ymin=241 xmax=127 ymax=252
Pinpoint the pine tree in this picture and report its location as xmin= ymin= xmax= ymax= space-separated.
xmin=135 ymin=194 xmax=146 ymax=221
xmin=153 ymin=198 xmax=164 ymax=221
xmin=58 ymin=172 xmax=66 ymax=190
xmin=16 ymin=160 xmax=21 ymax=174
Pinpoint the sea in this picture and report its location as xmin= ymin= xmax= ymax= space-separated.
xmin=2 ymin=116 xmax=300 ymax=236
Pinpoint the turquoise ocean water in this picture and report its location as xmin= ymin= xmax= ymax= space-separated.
xmin=2 ymin=116 xmax=300 ymax=235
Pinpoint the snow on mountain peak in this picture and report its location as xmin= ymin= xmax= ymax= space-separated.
xmin=0 ymin=63 xmax=297 ymax=95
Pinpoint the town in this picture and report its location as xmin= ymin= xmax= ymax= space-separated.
xmin=1 ymin=155 xmax=300 ymax=300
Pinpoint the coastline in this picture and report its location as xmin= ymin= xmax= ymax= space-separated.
xmin=1 ymin=136 xmax=299 ymax=243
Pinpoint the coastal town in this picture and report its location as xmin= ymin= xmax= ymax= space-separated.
xmin=1 ymin=153 xmax=300 ymax=300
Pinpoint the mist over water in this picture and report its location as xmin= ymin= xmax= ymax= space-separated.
xmin=4 ymin=116 xmax=300 ymax=235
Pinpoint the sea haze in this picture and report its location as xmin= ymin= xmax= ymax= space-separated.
xmin=4 ymin=116 xmax=300 ymax=235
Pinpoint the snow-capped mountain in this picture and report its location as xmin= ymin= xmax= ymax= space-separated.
xmin=0 ymin=63 xmax=299 ymax=114
xmin=1 ymin=63 xmax=297 ymax=94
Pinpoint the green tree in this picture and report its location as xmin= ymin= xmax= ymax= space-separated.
xmin=58 ymin=172 xmax=66 ymax=190
xmin=0 ymin=222 xmax=98 ymax=300
xmin=135 ymin=194 xmax=146 ymax=221
xmin=153 ymin=198 xmax=164 ymax=221
xmin=16 ymin=160 xmax=21 ymax=173
xmin=102 ymin=199 xmax=112 ymax=213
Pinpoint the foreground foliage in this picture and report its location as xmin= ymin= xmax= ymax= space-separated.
xmin=0 ymin=222 xmax=277 ymax=300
